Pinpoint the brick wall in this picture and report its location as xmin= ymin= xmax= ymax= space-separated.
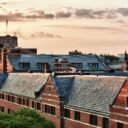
xmin=42 ymin=76 xmax=62 ymax=128
xmin=0 ymin=48 xmax=13 ymax=72
xmin=64 ymin=108 xmax=107 ymax=128
xmin=0 ymin=75 xmax=128 ymax=128
xmin=109 ymin=79 xmax=128 ymax=128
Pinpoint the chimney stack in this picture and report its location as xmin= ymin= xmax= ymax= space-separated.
xmin=1 ymin=48 xmax=6 ymax=72
xmin=44 ymin=63 xmax=47 ymax=73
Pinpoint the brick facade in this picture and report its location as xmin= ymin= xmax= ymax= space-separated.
xmin=0 ymin=75 xmax=128 ymax=128
xmin=109 ymin=80 xmax=128 ymax=128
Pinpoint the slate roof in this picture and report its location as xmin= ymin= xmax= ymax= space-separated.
xmin=0 ymin=72 xmax=126 ymax=116
xmin=9 ymin=54 xmax=106 ymax=71
xmin=65 ymin=75 xmax=126 ymax=116
xmin=0 ymin=73 xmax=49 ymax=99
xmin=53 ymin=76 xmax=74 ymax=100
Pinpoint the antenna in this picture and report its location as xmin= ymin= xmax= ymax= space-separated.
xmin=6 ymin=19 xmax=8 ymax=35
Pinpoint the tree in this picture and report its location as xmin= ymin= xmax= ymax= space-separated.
xmin=69 ymin=50 xmax=95 ymax=56
xmin=0 ymin=108 xmax=55 ymax=128
xmin=99 ymin=54 xmax=120 ymax=64
xmin=69 ymin=50 xmax=83 ymax=55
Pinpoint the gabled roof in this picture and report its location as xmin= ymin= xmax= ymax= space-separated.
xmin=53 ymin=76 xmax=74 ymax=100
xmin=0 ymin=73 xmax=49 ymax=99
xmin=65 ymin=75 xmax=126 ymax=116
xmin=0 ymin=73 xmax=125 ymax=116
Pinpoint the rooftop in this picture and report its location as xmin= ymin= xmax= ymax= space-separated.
xmin=0 ymin=73 xmax=49 ymax=99
xmin=0 ymin=73 xmax=126 ymax=116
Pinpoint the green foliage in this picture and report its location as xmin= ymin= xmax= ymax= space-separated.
xmin=69 ymin=50 xmax=120 ymax=64
xmin=69 ymin=50 xmax=84 ymax=55
xmin=0 ymin=108 xmax=55 ymax=128
xmin=69 ymin=50 xmax=95 ymax=56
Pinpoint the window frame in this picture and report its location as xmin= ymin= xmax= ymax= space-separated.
xmin=51 ymin=106 xmax=55 ymax=115
xmin=117 ymin=122 xmax=124 ymax=128
xmin=74 ymin=111 xmax=80 ymax=121
xmin=36 ymin=102 xmax=41 ymax=110
xmin=103 ymin=118 xmax=109 ymax=128
xmin=64 ymin=109 xmax=70 ymax=118
xmin=89 ymin=114 xmax=98 ymax=126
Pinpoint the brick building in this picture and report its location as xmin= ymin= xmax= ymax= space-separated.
xmin=0 ymin=73 xmax=128 ymax=128
xmin=0 ymin=35 xmax=18 ymax=48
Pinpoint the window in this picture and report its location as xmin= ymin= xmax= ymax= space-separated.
xmin=37 ymin=63 xmax=44 ymax=69
xmin=32 ymin=101 xmax=35 ymax=108
xmin=0 ymin=106 xmax=4 ymax=112
xmin=45 ymin=105 xmax=55 ymax=115
xmin=12 ymin=96 xmax=15 ymax=103
xmin=8 ymin=109 xmax=11 ymax=114
xmin=74 ymin=111 xmax=80 ymax=121
xmin=7 ymin=95 xmax=11 ymax=101
xmin=103 ymin=118 xmax=109 ymax=128
xmin=90 ymin=115 xmax=97 ymax=126
xmin=37 ymin=102 xmax=41 ymax=110
xmin=64 ymin=109 xmax=70 ymax=118
xmin=48 ymin=87 xmax=51 ymax=94
xmin=71 ymin=63 xmax=83 ymax=69
xmin=26 ymin=99 xmax=29 ymax=106
xmin=2 ymin=94 xmax=4 ymax=99
xmin=126 ymin=97 xmax=128 ymax=108
xmin=17 ymin=98 xmax=22 ymax=104
xmin=51 ymin=106 xmax=55 ymax=115
xmin=117 ymin=122 xmax=123 ymax=128
xmin=45 ymin=105 xmax=49 ymax=113
xmin=88 ymin=63 xmax=99 ymax=69
xmin=23 ymin=99 xmax=25 ymax=105
xmin=19 ymin=62 xmax=30 ymax=69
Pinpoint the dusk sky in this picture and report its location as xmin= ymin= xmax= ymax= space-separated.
xmin=0 ymin=0 xmax=128 ymax=55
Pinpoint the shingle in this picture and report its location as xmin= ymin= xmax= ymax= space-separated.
xmin=53 ymin=76 xmax=74 ymax=100
xmin=66 ymin=76 xmax=126 ymax=116
xmin=0 ymin=73 xmax=49 ymax=99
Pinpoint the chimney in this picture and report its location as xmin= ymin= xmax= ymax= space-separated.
xmin=44 ymin=63 xmax=47 ymax=73
xmin=1 ymin=48 xmax=6 ymax=72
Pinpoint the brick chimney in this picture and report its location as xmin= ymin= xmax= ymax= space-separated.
xmin=44 ymin=63 xmax=47 ymax=73
xmin=1 ymin=48 xmax=6 ymax=72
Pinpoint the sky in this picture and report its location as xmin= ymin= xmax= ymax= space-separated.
xmin=0 ymin=0 xmax=128 ymax=55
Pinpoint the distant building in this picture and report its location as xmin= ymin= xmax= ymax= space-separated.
xmin=0 ymin=50 xmax=107 ymax=73
xmin=117 ymin=51 xmax=128 ymax=71
xmin=0 ymin=35 xmax=18 ymax=48
xmin=0 ymin=73 xmax=127 ymax=128
xmin=118 ymin=53 xmax=125 ymax=62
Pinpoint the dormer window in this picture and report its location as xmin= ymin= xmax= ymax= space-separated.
xmin=19 ymin=62 xmax=30 ymax=69
xmin=88 ymin=63 xmax=99 ymax=69
xmin=71 ymin=63 xmax=83 ymax=69
xmin=37 ymin=63 xmax=44 ymax=69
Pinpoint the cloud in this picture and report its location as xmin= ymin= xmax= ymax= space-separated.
xmin=0 ymin=12 xmax=24 ymax=21
xmin=0 ymin=7 xmax=128 ymax=22
xmin=48 ymin=25 xmax=122 ymax=32
xmin=1 ymin=2 xmax=7 ymax=5
xmin=117 ymin=8 xmax=128 ymax=16
xmin=30 ymin=32 xmax=62 ymax=38
xmin=43 ymin=14 xmax=55 ymax=19
xmin=12 ymin=30 xmax=62 ymax=39
xmin=56 ymin=11 xmax=72 ymax=18
xmin=75 ymin=9 xmax=95 ymax=18
xmin=74 ymin=9 xmax=118 ymax=19
xmin=0 ymin=9 xmax=55 ymax=22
